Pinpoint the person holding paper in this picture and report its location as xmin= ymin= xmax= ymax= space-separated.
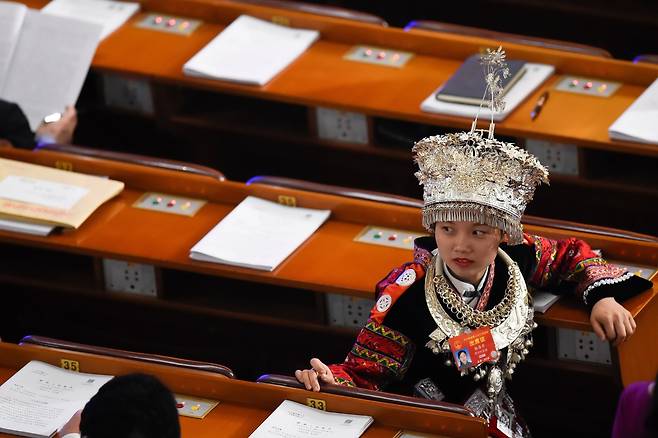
xmin=59 ymin=373 xmax=180 ymax=438
xmin=295 ymin=49 xmax=652 ymax=437
xmin=0 ymin=99 xmax=77 ymax=149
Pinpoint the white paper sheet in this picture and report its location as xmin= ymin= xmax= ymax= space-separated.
xmin=532 ymin=291 xmax=560 ymax=313
xmin=183 ymin=15 xmax=319 ymax=86
xmin=42 ymin=0 xmax=139 ymax=41
xmin=420 ymin=63 xmax=555 ymax=121
xmin=0 ymin=1 xmax=27 ymax=90
xmin=0 ymin=10 xmax=101 ymax=130
xmin=190 ymin=196 xmax=330 ymax=271
xmin=0 ymin=360 xmax=112 ymax=438
xmin=609 ymin=78 xmax=658 ymax=144
xmin=249 ymin=400 xmax=373 ymax=438
xmin=0 ymin=217 xmax=55 ymax=235
xmin=0 ymin=175 xmax=89 ymax=210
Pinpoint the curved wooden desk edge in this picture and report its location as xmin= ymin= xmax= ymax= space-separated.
xmin=256 ymin=373 xmax=476 ymax=417
xmin=19 ymin=335 xmax=235 ymax=378
xmin=0 ymin=342 xmax=489 ymax=437
xmin=247 ymin=175 xmax=658 ymax=244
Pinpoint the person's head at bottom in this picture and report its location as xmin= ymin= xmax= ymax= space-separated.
xmin=80 ymin=373 xmax=180 ymax=438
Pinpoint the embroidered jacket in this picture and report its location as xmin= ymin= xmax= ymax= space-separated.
xmin=328 ymin=234 xmax=651 ymax=401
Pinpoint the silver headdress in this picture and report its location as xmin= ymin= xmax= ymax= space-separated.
xmin=413 ymin=47 xmax=549 ymax=245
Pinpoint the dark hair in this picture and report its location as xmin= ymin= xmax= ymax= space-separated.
xmin=80 ymin=373 xmax=180 ymax=438
xmin=646 ymin=372 xmax=658 ymax=433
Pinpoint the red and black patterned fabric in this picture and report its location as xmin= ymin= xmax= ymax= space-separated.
xmin=328 ymin=234 xmax=651 ymax=395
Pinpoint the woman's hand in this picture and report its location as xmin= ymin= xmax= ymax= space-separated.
xmin=295 ymin=358 xmax=335 ymax=392
xmin=590 ymin=297 xmax=636 ymax=346
xmin=59 ymin=409 xmax=82 ymax=436
xmin=36 ymin=106 xmax=77 ymax=145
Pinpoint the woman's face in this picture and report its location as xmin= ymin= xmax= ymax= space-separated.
xmin=459 ymin=351 xmax=469 ymax=365
xmin=434 ymin=221 xmax=505 ymax=285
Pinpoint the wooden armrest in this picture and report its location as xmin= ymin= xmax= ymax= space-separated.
xmin=405 ymin=20 xmax=612 ymax=58
xmin=37 ymin=143 xmax=225 ymax=181
xmin=257 ymin=374 xmax=475 ymax=416
xmin=19 ymin=335 xmax=235 ymax=378
xmin=522 ymin=215 xmax=658 ymax=243
xmin=233 ymin=0 xmax=388 ymax=26
xmin=248 ymin=175 xmax=657 ymax=243
xmin=633 ymin=54 xmax=658 ymax=65
xmin=247 ymin=175 xmax=423 ymax=208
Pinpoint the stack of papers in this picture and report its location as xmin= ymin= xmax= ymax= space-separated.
xmin=249 ymin=400 xmax=373 ymax=438
xmin=0 ymin=360 xmax=113 ymax=438
xmin=0 ymin=0 xmax=102 ymax=130
xmin=42 ymin=0 xmax=140 ymax=41
xmin=0 ymin=217 xmax=55 ymax=236
xmin=421 ymin=63 xmax=554 ymax=121
xmin=183 ymin=15 xmax=320 ymax=86
xmin=608 ymin=78 xmax=658 ymax=144
xmin=0 ymin=158 xmax=124 ymax=234
xmin=190 ymin=196 xmax=330 ymax=271
xmin=532 ymin=291 xmax=560 ymax=313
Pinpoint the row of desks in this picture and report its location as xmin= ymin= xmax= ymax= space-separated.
xmin=0 ymin=145 xmax=656 ymax=389
xmin=20 ymin=0 xmax=658 ymax=156
xmin=0 ymin=342 xmax=487 ymax=437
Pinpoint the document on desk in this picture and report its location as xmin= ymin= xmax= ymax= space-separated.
xmin=249 ymin=400 xmax=373 ymax=438
xmin=0 ymin=1 xmax=26 ymax=85
xmin=183 ymin=15 xmax=320 ymax=86
xmin=190 ymin=196 xmax=330 ymax=271
xmin=609 ymin=78 xmax=658 ymax=144
xmin=0 ymin=217 xmax=55 ymax=236
xmin=420 ymin=63 xmax=554 ymax=121
xmin=0 ymin=360 xmax=113 ymax=438
xmin=0 ymin=4 xmax=101 ymax=130
xmin=0 ymin=158 xmax=124 ymax=229
xmin=42 ymin=0 xmax=139 ymax=41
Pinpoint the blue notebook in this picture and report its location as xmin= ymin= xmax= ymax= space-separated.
xmin=436 ymin=54 xmax=527 ymax=105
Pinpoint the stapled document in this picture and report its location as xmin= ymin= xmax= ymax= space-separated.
xmin=42 ymin=0 xmax=139 ymax=41
xmin=0 ymin=1 xmax=102 ymax=130
xmin=609 ymin=78 xmax=658 ymax=144
xmin=249 ymin=400 xmax=373 ymax=438
xmin=190 ymin=196 xmax=330 ymax=271
xmin=183 ymin=15 xmax=319 ymax=86
xmin=0 ymin=360 xmax=113 ymax=438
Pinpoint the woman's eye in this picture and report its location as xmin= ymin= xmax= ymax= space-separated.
xmin=441 ymin=226 xmax=452 ymax=233
xmin=473 ymin=230 xmax=487 ymax=236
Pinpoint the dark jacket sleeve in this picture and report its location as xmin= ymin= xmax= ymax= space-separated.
xmin=0 ymin=99 xmax=35 ymax=149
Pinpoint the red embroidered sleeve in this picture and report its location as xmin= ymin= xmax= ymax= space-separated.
xmin=524 ymin=233 xmax=633 ymax=306
xmin=329 ymin=262 xmax=424 ymax=390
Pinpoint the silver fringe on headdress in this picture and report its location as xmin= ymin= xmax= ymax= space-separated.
xmin=413 ymin=48 xmax=549 ymax=245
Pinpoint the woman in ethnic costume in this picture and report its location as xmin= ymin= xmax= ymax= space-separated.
xmin=295 ymin=49 xmax=653 ymax=437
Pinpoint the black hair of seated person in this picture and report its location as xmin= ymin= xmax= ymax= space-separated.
xmin=80 ymin=373 xmax=180 ymax=438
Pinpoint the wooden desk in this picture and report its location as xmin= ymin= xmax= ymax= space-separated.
xmin=0 ymin=146 xmax=656 ymax=377
xmin=0 ymin=147 xmax=654 ymax=436
xmin=21 ymin=0 xmax=657 ymax=154
xmin=18 ymin=0 xmax=658 ymax=234
xmin=0 ymin=342 xmax=486 ymax=437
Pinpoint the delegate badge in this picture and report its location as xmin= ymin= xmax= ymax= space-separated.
xmin=448 ymin=326 xmax=498 ymax=371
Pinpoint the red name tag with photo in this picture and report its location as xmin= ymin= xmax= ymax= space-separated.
xmin=448 ymin=327 xmax=498 ymax=371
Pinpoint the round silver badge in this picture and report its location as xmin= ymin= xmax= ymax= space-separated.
xmin=395 ymin=268 xmax=417 ymax=286
xmin=376 ymin=294 xmax=392 ymax=312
